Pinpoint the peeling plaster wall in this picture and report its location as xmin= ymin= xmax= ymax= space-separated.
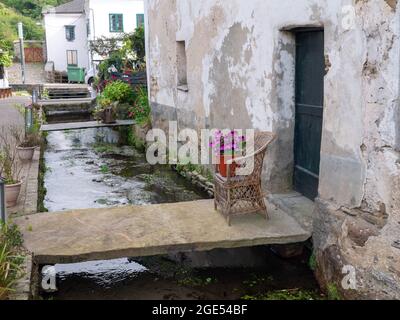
xmin=146 ymin=0 xmax=400 ymax=299
xmin=314 ymin=0 xmax=400 ymax=299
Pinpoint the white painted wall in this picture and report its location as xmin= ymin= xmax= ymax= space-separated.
xmin=44 ymin=0 xmax=144 ymax=72
xmin=88 ymin=0 xmax=144 ymax=40
xmin=0 ymin=71 xmax=8 ymax=89
xmin=44 ymin=13 xmax=89 ymax=72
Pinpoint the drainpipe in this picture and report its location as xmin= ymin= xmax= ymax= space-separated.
xmin=18 ymin=22 xmax=26 ymax=84
xmin=0 ymin=178 xmax=6 ymax=223
xmin=143 ymin=0 xmax=150 ymax=101
xmin=89 ymin=8 xmax=96 ymax=76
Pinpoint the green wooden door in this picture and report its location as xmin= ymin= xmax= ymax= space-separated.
xmin=294 ymin=30 xmax=324 ymax=200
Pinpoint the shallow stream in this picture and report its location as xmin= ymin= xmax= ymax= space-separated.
xmin=42 ymin=128 xmax=320 ymax=300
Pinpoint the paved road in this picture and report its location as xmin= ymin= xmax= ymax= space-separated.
xmin=0 ymin=96 xmax=30 ymax=129
xmin=0 ymin=96 xmax=38 ymax=216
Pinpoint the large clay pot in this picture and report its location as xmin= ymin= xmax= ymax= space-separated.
xmin=103 ymin=107 xmax=116 ymax=124
xmin=218 ymin=155 xmax=237 ymax=178
xmin=5 ymin=181 xmax=22 ymax=208
xmin=16 ymin=146 xmax=36 ymax=162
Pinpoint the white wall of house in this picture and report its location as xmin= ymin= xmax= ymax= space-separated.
xmin=145 ymin=0 xmax=400 ymax=299
xmin=88 ymin=0 xmax=144 ymax=40
xmin=0 ymin=73 xmax=8 ymax=89
xmin=44 ymin=13 xmax=89 ymax=72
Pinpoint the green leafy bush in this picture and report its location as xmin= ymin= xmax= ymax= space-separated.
xmin=0 ymin=0 xmax=69 ymax=20
xmin=98 ymin=51 xmax=124 ymax=80
xmin=0 ymin=50 xmax=12 ymax=67
xmin=123 ymin=26 xmax=145 ymax=67
xmin=129 ymin=86 xmax=150 ymax=125
xmin=0 ymin=3 xmax=44 ymax=50
xmin=98 ymin=80 xmax=135 ymax=104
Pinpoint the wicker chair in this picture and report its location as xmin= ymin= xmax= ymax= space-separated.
xmin=214 ymin=131 xmax=276 ymax=226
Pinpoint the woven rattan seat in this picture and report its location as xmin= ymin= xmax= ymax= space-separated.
xmin=214 ymin=131 xmax=276 ymax=226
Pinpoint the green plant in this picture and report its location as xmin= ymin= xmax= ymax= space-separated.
xmin=175 ymin=163 xmax=213 ymax=183
xmin=100 ymin=80 xmax=135 ymax=104
xmin=0 ymin=3 xmax=44 ymax=51
xmin=309 ymin=252 xmax=317 ymax=271
xmin=327 ymin=283 xmax=341 ymax=300
xmin=100 ymin=165 xmax=109 ymax=174
xmin=242 ymin=289 xmax=323 ymax=301
xmin=93 ymin=98 xmax=119 ymax=121
xmin=8 ymin=116 xmax=40 ymax=149
xmin=0 ymin=221 xmax=24 ymax=300
xmin=1 ymin=0 xmax=70 ymax=20
xmin=18 ymin=133 xmax=40 ymax=148
xmin=127 ymin=128 xmax=145 ymax=152
xmin=0 ymin=49 xmax=12 ymax=67
xmin=93 ymin=143 xmax=115 ymax=154
xmin=0 ymin=222 xmax=23 ymax=249
xmin=128 ymin=86 xmax=150 ymax=125
xmin=98 ymin=51 xmax=124 ymax=80
xmin=177 ymin=275 xmax=217 ymax=287
xmin=41 ymin=88 xmax=49 ymax=99
xmin=122 ymin=26 xmax=146 ymax=68
xmin=37 ymin=137 xmax=48 ymax=213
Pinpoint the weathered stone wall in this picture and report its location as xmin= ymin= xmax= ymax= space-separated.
xmin=145 ymin=0 xmax=400 ymax=299
xmin=314 ymin=0 xmax=400 ymax=299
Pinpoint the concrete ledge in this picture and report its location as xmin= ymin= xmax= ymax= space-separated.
xmin=39 ymin=98 xmax=95 ymax=106
xmin=9 ymin=148 xmax=40 ymax=216
xmin=14 ymin=199 xmax=311 ymax=265
xmin=41 ymin=120 xmax=135 ymax=132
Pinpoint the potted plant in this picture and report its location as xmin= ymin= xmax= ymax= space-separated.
xmin=0 ymin=127 xmax=22 ymax=208
xmin=94 ymin=98 xmax=119 ymax=124
xmin=16 ymin=133 xmax=39 ymax=162
xmin=210 ymin=130 xmax=246 ymax=178
xmin=11 ymin=105 xmax=40 ymax=162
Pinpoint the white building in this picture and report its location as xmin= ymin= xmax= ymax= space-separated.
xmin=145 ymin=0 xmax=400 ymax=299
xmin=43 ymin=0 xmax=144 ymax=77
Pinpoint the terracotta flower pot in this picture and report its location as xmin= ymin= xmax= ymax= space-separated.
xmin=5 ymin=181 xmax=22 ymax=208
xmin=103 ymin=108 xmax=116 ymax=124
xmin=16 ymin=145 xmax=36 ymax=162
xmin=218 ymin=155 xmax=237 ymax=178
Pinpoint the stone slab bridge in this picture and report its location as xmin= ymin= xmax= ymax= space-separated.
xmin=40 ymin=120 xmax=135 ymax=132
xmin=14 ymin=198 xmax=312 ymax=265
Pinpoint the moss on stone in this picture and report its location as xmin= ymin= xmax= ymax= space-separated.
xmin=309 ymin=252 xmax=317 ymax=271
xmin=37 ymin=137 xmax=48 ymax=213
xmin=242 ymin=289 xmax=324 ymax=300
xmin=327 ymin=283 xmax=342 ymax=300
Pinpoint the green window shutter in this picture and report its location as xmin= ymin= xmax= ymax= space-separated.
xmin=136 ymin=14 xmax=144 ymax=28
xmin=118 ymin=14 xmax=124 ymax=32
xmin=109 ymin=14 xmax=123 ymax=32
xmin=65 ymin=26 xmax=75 ymax=41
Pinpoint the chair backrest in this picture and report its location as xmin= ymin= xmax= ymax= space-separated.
xmin=250 ymin=131 xmax=276 ymax=180
xmin=254 ymin=131 xmax=276 ymax=154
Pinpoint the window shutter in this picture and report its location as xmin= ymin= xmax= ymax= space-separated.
xmin=109 ymin=14 xmax=123 ymax=32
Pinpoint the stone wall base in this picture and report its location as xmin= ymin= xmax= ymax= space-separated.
xmin=313 ymin=199 xmax=400 ymax=300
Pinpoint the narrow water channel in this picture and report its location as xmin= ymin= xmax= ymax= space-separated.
xmin=42 ymin=128 xmax=321 ymax=300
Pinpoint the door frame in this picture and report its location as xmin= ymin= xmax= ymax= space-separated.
xmin=292 ymin=27 xmax=325 ymax=201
